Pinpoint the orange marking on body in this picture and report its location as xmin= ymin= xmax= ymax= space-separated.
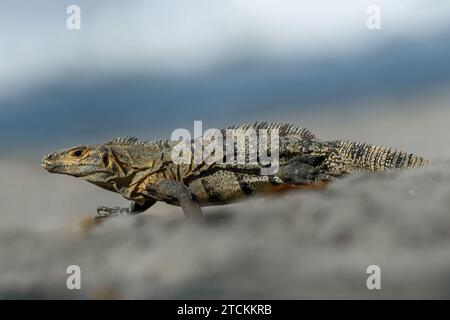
xmin=264 ymin=180 xmax=331 ymax=195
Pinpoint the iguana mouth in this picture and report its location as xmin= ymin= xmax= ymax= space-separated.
xmin=41 ymin=160 xmax=69 ymax=173
xmin=41 ymin=154 xmax=83 ymax=173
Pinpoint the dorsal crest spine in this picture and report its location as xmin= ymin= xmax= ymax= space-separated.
xmin=107 ymin=137 xmax=172 ymax=148
xmin=227 ymin=121 xmax=316 ymax=140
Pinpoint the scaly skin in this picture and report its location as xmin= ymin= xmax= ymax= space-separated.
xmin=41 ymin=122 xmax=429 ymax=220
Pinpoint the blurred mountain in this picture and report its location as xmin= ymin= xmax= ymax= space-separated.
xmin=1 ymin=29 xmax=450 ymax=152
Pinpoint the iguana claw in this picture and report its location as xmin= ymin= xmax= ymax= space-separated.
xmin=96 ymin=206 xmax=127 ymax=220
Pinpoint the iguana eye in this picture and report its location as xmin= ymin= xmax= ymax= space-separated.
xmin=72 ymin=150 xmax=83 ymax=157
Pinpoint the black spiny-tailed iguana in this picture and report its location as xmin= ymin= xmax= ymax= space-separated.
xmin=42 ymin=122 xmax=428 ymax=220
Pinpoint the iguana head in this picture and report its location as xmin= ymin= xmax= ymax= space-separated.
xmin=42 ymin=145 xmax=115 ymax=185
xmin=43 ymin=138 xmax=168 ymax=196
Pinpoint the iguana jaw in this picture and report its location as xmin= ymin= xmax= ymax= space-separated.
xmin=41 ymin=159 xmax=106 ymax=177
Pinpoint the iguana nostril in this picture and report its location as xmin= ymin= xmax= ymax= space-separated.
xmin=46 ymin=153 xmax=55 ymax=161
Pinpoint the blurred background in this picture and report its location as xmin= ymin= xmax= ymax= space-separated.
xmin=1 ymin=0 xmax=450 ymax=299
xmin=1 ymin=0 xmax=450 ymax=156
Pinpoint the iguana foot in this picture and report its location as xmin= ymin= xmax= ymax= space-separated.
xmin=95 ymin=206 xmax=130 ymax=220
xmin=95 ymin=199 xmax=157 ymax=221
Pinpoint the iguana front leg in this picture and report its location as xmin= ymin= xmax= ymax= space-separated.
xmin=96 ymin=199 xmax=156 ymax=220
xmin=154 ymin=180 xmax=203 ymax=220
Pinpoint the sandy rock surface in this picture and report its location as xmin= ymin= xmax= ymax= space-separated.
xmin=1 ymin=162 xmax=450 ymax=299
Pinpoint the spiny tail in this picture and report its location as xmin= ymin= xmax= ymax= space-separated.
xmin=328 ymin=140 xmax=429 ymax=173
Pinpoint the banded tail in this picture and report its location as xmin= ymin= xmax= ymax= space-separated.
xmin=328 ymin=140 xmax=429 ymax=173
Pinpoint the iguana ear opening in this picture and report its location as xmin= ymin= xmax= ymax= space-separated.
xmin=102 ymin=152 xmax=110 ymax=167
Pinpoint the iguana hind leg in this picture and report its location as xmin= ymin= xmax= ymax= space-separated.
xmin=277 ymin=155 xmax=327 ymax=184
xmin=277 ymin=158 xmax=318 ymax=184
xmin=96 ymin=199 xmax=157 ymax=221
